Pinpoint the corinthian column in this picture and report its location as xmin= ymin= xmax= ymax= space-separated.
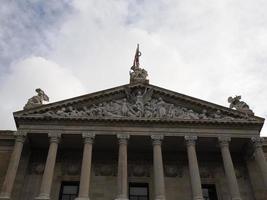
xmin=185 ymin=136 xmax=203 ymax=200
xmin=0 ymin=132 xmax=26 ymax=200
xmin=75 ymin=133 xmax=95 ymax=200
xmin=35 ymin=133 xmax=61 ymax=200
xmin=115 ymin=134 xmax=130 ymax=200
xmin=251 ymin=136 xmax=267 ymax=188
xmin=151 ymin=135 xmax=166 ymax=200
xmin=218 ymin=136 xmax=241 ymax=200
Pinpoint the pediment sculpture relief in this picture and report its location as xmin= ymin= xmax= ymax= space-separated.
xmin=41 ymin=88 xmax=247 ymax=121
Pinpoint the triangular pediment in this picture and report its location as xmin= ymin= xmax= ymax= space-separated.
xmin=14 ymin=83 xmax=264 ymax=125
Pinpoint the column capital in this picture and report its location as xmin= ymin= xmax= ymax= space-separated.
xmin=218 ymin=136 xmax=231 ymax=147
xmin=48 ymin=132 xmax=61 ymax=143
xmin=151 ymin=135 xmax=164 ymax=145
xmin=251 ymin=136 xmax=264 ymax=148
xmin=82 ymin=132 xmax=95 ymax=144
xmin=185 ymin=135 xmax=197 ymax=146
xmin=117 ymin=134 xmax=130 ymax=144
xmin=14 ymin=131 xmax=27 ymax=143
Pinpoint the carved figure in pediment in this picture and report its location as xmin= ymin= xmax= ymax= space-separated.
xmin=24 ymin=88 xmax=49 ymax=110
xmin=156 ymin=97 xmax=167 ymax=118
xmin=199 ymin=109 xmax=208 ymax=119
xmin=228 ymin=96 xmax=254 ymax=115
xmin=56 ymin=107 xmax=68 ymax=117
xmin=213 ymin=110 xmax=222 ymax=119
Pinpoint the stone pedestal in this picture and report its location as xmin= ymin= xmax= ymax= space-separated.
xmin=185 ymin=136 xmax=204 ymax=200
xmin=219 ymin=137 xmax=241 ymax=200
xmin=151 ymin=135 xmax=166 ymax=200
xmin=0 ymin=132 xmax=26 ymax=200
xmin=75 ymin=133 xmax=95 ymax=200
xmin=115 ymin=134 xmax=130 ymax=200
xmin=35 ymin=133 xmax=60 ymax=200
xmin=251 ymin=136 xmax=267 ymax=188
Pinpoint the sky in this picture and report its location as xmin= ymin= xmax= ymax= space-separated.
xmin=0 ymin=0 xmax=267 ymax=136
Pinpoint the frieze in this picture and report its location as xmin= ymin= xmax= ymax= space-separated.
xmin=39 ymin=88 xmax=247 ymax=122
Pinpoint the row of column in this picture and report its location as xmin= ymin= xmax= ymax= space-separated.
xmin=0 ymin=133 xmax=267 ymax=200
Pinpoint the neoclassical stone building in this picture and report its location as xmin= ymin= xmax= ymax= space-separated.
xmin=0 ymin=47 xmax=266 ymax=200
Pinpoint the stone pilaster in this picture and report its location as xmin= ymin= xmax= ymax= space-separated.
xmin=0 ymin=131 xmax=26 ymax=200
xmin=151 ymin=135 xmax=166 ymax=200
xmin=218 ymin=136 xmax=241 ymax=200
xmin=185 ymin=136 xmax=203 ymax=200
xmin=115 ymin=134 xmax=130 ymax=200
xmin=75 ymin=133 xmax=95 ymax=200
xmin=251 ymin=136 xmax=267 ymax=188
xmin=35 ymin=133 xmax=61 ymax=200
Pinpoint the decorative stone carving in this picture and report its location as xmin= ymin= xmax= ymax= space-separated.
xmin=228 ymin=95 xmax=254 ymax=115
xmin=128 ymin=163 xmax=150 ymax=177
xmin=164 ymin=165 xmax=183 ymax=177
xmin=130 ymin=44 xmax=149 ymax=84
xmin=41 ymin=88 xmax=245 ymax=123
xmin=24 ymin=88 xmax=49 ymax=110
xmin=251 ymin=136 xmax=264 ymax=148
xmin=94 ymin=163 xmax=117 ymax=176
xmin=29 ymin=163 xmax=45 ymax=175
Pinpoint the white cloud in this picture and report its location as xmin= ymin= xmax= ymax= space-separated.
xmin=0 ymin=0 xmax=267 ymax=135
xmin=0 ymin=56 xmax=86 ymax=129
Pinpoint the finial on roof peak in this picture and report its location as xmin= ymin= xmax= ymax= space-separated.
xmin=130 ymin=44 xmax=149 ymax=84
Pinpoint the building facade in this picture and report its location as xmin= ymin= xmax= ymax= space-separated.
xmin=0 ymin=48 xmax=266 ymax=200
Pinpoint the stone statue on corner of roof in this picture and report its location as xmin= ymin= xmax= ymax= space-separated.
xmin=24 ymin=88 xmax=49 ymax=110
xmin=228 ymin=95 xmax=254 ymax=115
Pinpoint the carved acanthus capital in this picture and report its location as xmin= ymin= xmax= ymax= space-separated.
xmin=14 ymin=130 xmax=27 ymax=143
xmin=151 ymin=135 xmax=164 ymax=145
xmin=251 ymin=136 xmax=264 ymax=149
xmin=117 ymin=134 xmax=130 ymax=144
xmin=48 ymin=132 xmax=61 ymax=143
xmin=184 ymin=135 xmax=197 ymax=146
xmin=218 ymin=136 xmax=231 ymax=147
xmin=82 ymin=132 xmax=95 ymax=144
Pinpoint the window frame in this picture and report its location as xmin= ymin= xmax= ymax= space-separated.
xmin=129 ymin=182 xmax=149 ymax=200
xmin=201 ymin=184 xmax=218 ymax=200
xmin=59 ymin=181 xmax=79 ymax=200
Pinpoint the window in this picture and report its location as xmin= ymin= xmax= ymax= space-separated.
xmin=202 ymin=184 xmax=218 ymax=200
xmin=59 ymin=182 xmax=79 ymax=200
xmin=129 ymin=183 xmax=149 ymax=200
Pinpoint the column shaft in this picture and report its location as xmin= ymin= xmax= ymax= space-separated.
xmin=0 ymin=133 xmax=25 ymax=200
xmin=252 ymin=137 xmax=267 ymax=188
xmin=185 ymin=136 xmax=203 ymax=200
xmin=152 ymin=135 xmax=165 ymax=200
xmin=115 ymin=134 xmax=129 ymax=200
xmin=76 ymin=133 xmax=94 ymax=200
xmin=35 ymin=134 xmax=60 ymax=200
xmin=219 ymin=137 xmax=241 ymax=200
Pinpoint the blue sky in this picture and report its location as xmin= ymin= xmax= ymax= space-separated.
xmin=0 ymin=0 xmax=267 ymax=135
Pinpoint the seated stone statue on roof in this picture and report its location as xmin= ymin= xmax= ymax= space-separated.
xmin=24 ymin=88 xmax=49 ymax=110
